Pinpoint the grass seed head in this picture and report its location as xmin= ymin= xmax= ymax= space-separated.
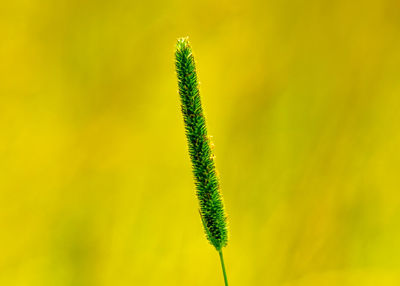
xmin=175 ymin=37 xmax=228 ymax=251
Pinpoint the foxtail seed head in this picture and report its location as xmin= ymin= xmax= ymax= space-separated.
xmin=175 ymin=37 xmax=228 ymax=251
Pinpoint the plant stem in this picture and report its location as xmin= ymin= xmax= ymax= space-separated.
xmin=218 ymin=250 xmax=229 ymax=286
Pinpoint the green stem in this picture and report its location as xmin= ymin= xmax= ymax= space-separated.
xmin=218 ymin=250 xmax=229 ymax=286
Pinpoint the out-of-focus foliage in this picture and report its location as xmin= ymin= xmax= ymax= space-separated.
xmin=1 ymin=0 xmax=399 ymax=285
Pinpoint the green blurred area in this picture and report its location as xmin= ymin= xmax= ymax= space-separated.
xmin=1 ymin=0 xmax=400 ymax=285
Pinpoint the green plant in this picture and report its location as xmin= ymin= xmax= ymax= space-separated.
xmin=175 ymin=37 xmax=229 ymax=286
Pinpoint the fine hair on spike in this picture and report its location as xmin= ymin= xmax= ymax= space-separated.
xmin=175 ymin=37 xmax=228 ymax=251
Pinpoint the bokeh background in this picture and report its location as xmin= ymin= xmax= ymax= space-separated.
xmin=1 ymin=0 xmax=400 ymax=285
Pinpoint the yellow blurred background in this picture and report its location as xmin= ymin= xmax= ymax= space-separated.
xmin=1 ymin=0 xmax=400 ymax=285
